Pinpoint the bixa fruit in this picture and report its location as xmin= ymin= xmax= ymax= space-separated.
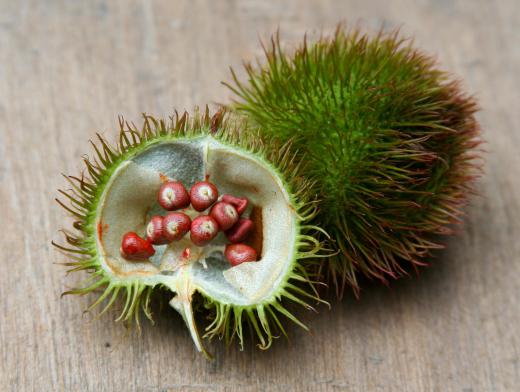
xmin=53 ymin=109 xmax=326 ymax=357
xmin=225 ymin=27 xmax=482 ymax=294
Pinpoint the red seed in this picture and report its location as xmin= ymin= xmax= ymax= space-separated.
xmin=158 ymin=181 xmax=190 ymax=211
xmin=145 ymin=215 xmax=169 ymax=245
xmin=209 ymin=202 xmax=239 ymax=231
xmin=224 ymin=243 xmax=257 ymax=266
xmin=190 ymin=215 xmax=219 ymax=246
xmin=225 ymin=218 xmax=254 ymax=243
xmin=120 ymin=232 xmax=155 ymax=261
xmin=222 ymin=194 xmax=249 ymax=215
xmin=163 ymin=212 xmax=191 ymax=242
xmin=190 ymin=181 xmax=218 ymax=211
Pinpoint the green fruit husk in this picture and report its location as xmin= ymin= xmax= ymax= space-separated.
xmin=225 ymin=27 xmax=482 ymax=295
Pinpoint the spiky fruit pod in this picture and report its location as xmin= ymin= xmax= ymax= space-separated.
xmin=225 ymin=27 xmax=482 ymax=294
xmin=53 ymin=108 xmax=327 ymax=357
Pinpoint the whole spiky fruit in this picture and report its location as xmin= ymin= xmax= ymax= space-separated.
xmin=225 ymin=27 xmax=482 ymax=293
xmin=53 ymin=109 xmax=326 ymax=357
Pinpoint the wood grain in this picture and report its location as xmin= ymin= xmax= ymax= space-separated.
xmin=1 ymin=0 xmax=518 ymax=390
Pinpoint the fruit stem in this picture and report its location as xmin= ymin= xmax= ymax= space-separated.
xmin=167 ymin=268 xmax=212 ymax=359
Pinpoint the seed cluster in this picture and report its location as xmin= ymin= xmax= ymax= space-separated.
xmin=120 ymin=180 xmax=257 ymax=266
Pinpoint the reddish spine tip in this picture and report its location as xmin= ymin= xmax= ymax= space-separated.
xmin=224 ymin=243 xmax=258 ymax=266
xmin=222 ymin=194 xmax=249 ymax=215
xmin=190 ymin=181 xmax=218 ymax=211
xmin=158 ymin=181 xmax=190 ymax=211
xmin=121 ymin=232 xmax=155 ymax=261
xmin=209 ymin=202 xmax=239 ymax=231
xmin=163 ymin=212 xmax=191 ymax=242
xmin=190 ymin=215 xmax=219 ymax=246
xmin=225 ymin=218 xmax=254 ymax=243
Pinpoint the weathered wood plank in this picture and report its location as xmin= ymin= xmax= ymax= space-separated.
xmin=0 ymin=0 xmax=518 ymax=390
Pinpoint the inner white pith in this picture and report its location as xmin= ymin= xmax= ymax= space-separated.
xmin=95 ymin=137 xmax=297 ymax=307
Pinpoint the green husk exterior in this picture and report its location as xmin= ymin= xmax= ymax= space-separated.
xmin=54 ymin=108 xmax=327 ymax=349
xmin=225 ymin=27 xmax=482 ymax=294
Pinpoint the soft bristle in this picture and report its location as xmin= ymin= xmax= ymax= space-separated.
xmin=224 ymin=26 xmax=482 ymax=295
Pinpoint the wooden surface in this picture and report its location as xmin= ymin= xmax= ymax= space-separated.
xmin=1 ymin=1 xmax=518 ymax=391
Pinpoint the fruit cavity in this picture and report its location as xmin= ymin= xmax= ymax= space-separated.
xmin=121 ymin=182 xmax=254 ymax=262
